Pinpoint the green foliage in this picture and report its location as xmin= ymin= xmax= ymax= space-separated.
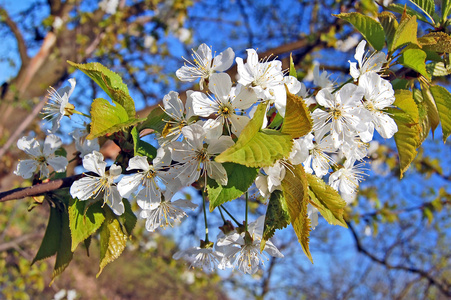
xmin=333 ymin=12 xmax=385 ymax=50
xmin=429 ymin=85 xmax=451 ymax=142
xmin=281 ymin=88 xmax=313 ymax=139
xmin=51 ymin=204 xmax=73 ymax=284
xmin=207 ymin=163 xmax=259 ymax=211
xmin=261 ymin=190 xmax=290 ymax=252
xmin=398 ymin=48 xmax=430 ymax=80
xmin=216 ymin=103 xmax=293 ymax=167
xmin=391 ymin=90 xmax=421 ymax=178
xmin=118 ymin=199 xmax=137 ymax=237
xmin=138 ymin=106 xmax=172 ymax=134
xmin=421 ymin=32 xmax=451 ymax=53
xmin=131 ymin=126 xmax=157 ymax=159
xmin=391 ymin=15 xmax=418 ymax=51
xmin=67 ymin=61 xmax=136 ymax=118
xmin=442 ymin=0 xmax=451 ymax=20
xmin=69 ymin=198 xmax=105 ymax=252
xmin=306 ymin=173 xmax=347 ymax=228
xmin=386 ymin=3 xmax=430 ymax=23
xmin=97 ymin=207 xmax=129 ymax=277
xmin=280 ymin=164 xmax=312 ymax=263
xmin=289 ymin=54 xmax=297 ymax=77
xmin=88 ymin=98 xmax=142 ymax=139
xmin=378 ymin=11 xmax=399 ymax=50
xmin=409 ymin=0 xmax=436 ymax=23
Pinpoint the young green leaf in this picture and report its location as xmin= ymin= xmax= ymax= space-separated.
xmin=215 ymin=103 xmax=293 ymax=168
xmin=68 ymin=198 xmax=106 ymax=252
xmin=442 ymin=0 xmax=451 ymax=21
xmin=386 ymin=3 xmax=430 ymax=23
xmin=207 ymin=162 xmax=259 ymax=211
xmin=398 ymin=49 xmax=431 ymax=81
xmin=412 ymin=89 xmax=431 ymax=145
xmin=280 ymin=164 xmax=312 ymax=263
xmin=391 ymin=15 xmax=419 ymax=51
xmin=67 ymin=61 xmax=136 ymax=118
xmin=421 ymin=32 xmax=451 ymax=53
xmin=420 ymin=86 xmax=440 ymax=137
xmin=306 ymin=174 xmax=347 ymax=228
xmin=378 ymin=11 xmax=399 ymax=50
xmin=281 ymin=87 xmax=313 ymax=139
xmin=289 ymin=53 xmax=297 ymax=78
xmin=32 ymin=205 xmax=62 ymax=265
xmin=51 ymin=204 xmax=74 ymax=284
xmin=97 ymin=208 xmax=128 ymax=277
xmin=88 ymin=98 xmax=141 ymax=139
xmin=333 ymin=12 xmax=385 ymax=51
xmin=409 ymin=0 xmax=435 ymax=23
xmin=430 ymin=85 xmax=451 ymax=142
xmin=131 ymin=126 xmax=157 ymax=159
xmin=119 ymin=199 xmax=137 ymax=237
xmin=260 ymin=190 xmax=290 ymax=252
xmin=138 ymin=106 xmax=172 ymax=133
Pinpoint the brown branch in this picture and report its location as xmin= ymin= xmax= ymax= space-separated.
xmin=0 ymin=6 xmax=30 ymax=66
xmin=346 ymin=221 xmax=451 ymax=297
xmin=0 ymin=174 xmax=82 ymax=203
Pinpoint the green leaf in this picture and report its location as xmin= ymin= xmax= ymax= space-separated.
xmin=69 ymin=198 xmax=105 ymax=252
xmin=68 ymin=61 xmax=135 ymax=118
xmin=409 ymin=0 xmax=435 ymax=23
xmin=392 ymin=90 xmax=421 ymax=178
xmin=51 ymin=204 xmax=73 ymax=284
xmin=420 ymin=86 xmax=440 ymax=136
xmin=261 ymin=190 xmax=290 ymax=252
xmin=207 ymin=163 xmax=259 ymax=211
xmin=32 ymin=205 xmax=62 ymax=265
xmin=442 ymin=0 xmax=451 ymax=20
xmin=421 ymin=32 xmax=451 ymax=53
xmin=138 ymin=106 xmax=172 ymax=134
xmin=391 ymin=15 xmax=419 ymax=51
xmin=430 ymin=85 xmax=451 ymax=142
xmin=333 ymin=12 xmax=385 ymax=51
xmin=281 ymin=87 xmax=313 ymax=139
xmin=119 ymin=199 xmax=137 ymax=236
xmin=88 ymin=98 xmax=141 ymax=139
xmin=215 ymin=103 xmax=293 ymax=168
xmin=398 ymin=48 xmax=431 ymax=80
xmin=97 ymin=208 xmax=128 ymax=277
xmin=412 ymin=89 xmax=431 ymax=144
xmin=426 ymin=61 xmax=451 ymax=77
xmin=387 ymin=3 xmax=430 ymax=23
xmin=306 ymin=174 xmax=347 ymax=228
xmin=280 ymin=164 xmax=312 ymax=263
xmin=289 ymin=53 xmax=297 ymax=77
xmin=378 ymin=11 xmax=399 ymax=50
xmin=131 ymin=126 xmax=157 ymax=159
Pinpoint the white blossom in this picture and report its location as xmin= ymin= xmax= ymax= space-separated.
xmin=70 ymin=128 xmax=100 ymax=158
xmin=191 ymin=73 xmax=257 ymax=136
xmin=42 ymin=78 xmax=76 ymax=133
xmin=173 ymin=246 xmax=223 ymax=272
xmin=329 ymin=159 xmax=367 ymax=195
xmin=176 ymin=44 xmax=235 ymax=89
xmin=236 ymin=49 xmax=287 ymax=116
xmin=217 ymin=216 xmax=283 ymax=274
xmin=349 ymin=40 xmax=387 ymax=81
xmin=358 ymin=72 xmax=398 ymax=141
xmin=70 ymin=151 xmax=124 ymax=215
xmin=15 ymin=134 xmax=68 ymax=179
xmin=139 ymin=198 xmax=197 ymax=232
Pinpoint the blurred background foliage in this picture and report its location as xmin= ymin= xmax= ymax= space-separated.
xmin=0 ymin=0 xmax=450 ymax=299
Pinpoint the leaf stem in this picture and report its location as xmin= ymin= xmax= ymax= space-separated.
xmin=220 ymin=205 xmax=241 ymax=226
xmin=202 ymin=189 xmax=209 ymax=243
xmin=73 ymin=110 xmax=91 ymax=118
xmin=245 ymin=191 xmax=249 ymax=232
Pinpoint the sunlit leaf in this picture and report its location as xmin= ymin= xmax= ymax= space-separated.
xmin=69 ymin=198 xmax=105 ymax=252
xmin=281 ymin=87 xmax=313 ymax=139
xmin=430 ymin=85 xmax=451 ymax=142
xmin=421 ymin=32 xmax=451 ymax=53
xmin=131 ymin=126 xmax=157 ymax=159
xmin=261 ymin=190 xmax=290 ymax=252
xmin=409 ymin=0 xmax=435 ymax=23
xmin=386 ymin=3 xmax=429 ymax=23
xmin=378 ymin=11 xmax=399 ymax=49
xmin=68 ymin=61 xmax=136 ymax=118
xmin=215 ymin=103 xmax=293 ymax=168
xmin=306 ymin=174 xmax=347 ymax=228
xmin=398 ymin=49 xmax=430 ymax=80
xmin=289 ymin=53 xmax=297 ymax=77
xmin=391 ymin=15 xmax=418 ymax=51
xmin=207 ymin=163 xmax=259 ymax=211
xmin=280 ymin=164 xmax=312 ymax=263
xmin=334 ymin=12 xmax=385 ymax=50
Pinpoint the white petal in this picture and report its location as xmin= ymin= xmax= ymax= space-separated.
xmin=43 ymin=134 xmax=62 ymax=157
xmin=232 ymin=84 xmax=258 ymax=110
xmin=354 ymin=40 xmax=366 ymax=67
xmin=374 ymin=112 xmax=398 ymax=139
xmin=14 ymin=159 xmax=38 ymax=179
xmin=207 ymin=161 xmax=228 ymax=185
xmin=127 ymin=156 xmax=150 ymax=171
xmin=106 ymin=186 xmax=124 ymax=215
xmin=163 ymin=91 xmax=184 ymax=119
xmin=196 ymin=43 xmax=213 ymax=65
xmin=229 ymin=114 xmax=250 ymax=136
xmin=207 ymin=136 xmax=234 ymax=154
xmin=117 ymin=173 xmax=144 ymax=198
xmin=172 ymin=199 xmax=198 ymax=210
xmin=82 ymin=151 xmax=106 ymax=176
xmin=209 ymin=73 xmax=232 ymax=103
xmin=192 ymin=91 xmax=218 ymax=117
xmin=17 ymin=136 xmax=41 ymax=157
xmin=70 ymin=177 xmax=100 ymax=200
xmin=47 ymin=156 xmax=68 ymax=173
xmin=212 ymin=47 xmax=235 ymax=72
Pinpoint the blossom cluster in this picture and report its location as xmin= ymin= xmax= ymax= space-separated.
xmin=15 ymin=40 xmax=397 ymax=274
